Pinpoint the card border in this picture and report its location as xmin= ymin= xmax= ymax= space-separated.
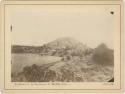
xmin=3 ymin=3 xmax=122 ymax=91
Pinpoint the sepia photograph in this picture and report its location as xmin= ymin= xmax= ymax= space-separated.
xmin=0 ymin=0 xmax=123 ymax=92
xmin=10 ymin=5 xmax=114 ymax=82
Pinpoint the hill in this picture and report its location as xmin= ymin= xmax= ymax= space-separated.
xmin=11 ymin=37 xmax=114 ymax=82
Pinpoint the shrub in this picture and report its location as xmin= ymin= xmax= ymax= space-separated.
xmin=92 ymin=43 xmax=114 ymax=66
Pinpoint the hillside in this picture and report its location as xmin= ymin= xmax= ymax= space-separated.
xmin=12 ymin=37 xmax=92 ymax=57
xmin=11 ymin=37 xmax=114 ymax=82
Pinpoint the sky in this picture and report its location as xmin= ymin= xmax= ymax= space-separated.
xmin=6 ymin=5 xmax=117 ymax=49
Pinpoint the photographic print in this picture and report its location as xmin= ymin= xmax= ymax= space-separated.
xmin=0 ymin=0 xmax=123 ymax=92
xmin=10 ymin=5 xmax=114 ymax=82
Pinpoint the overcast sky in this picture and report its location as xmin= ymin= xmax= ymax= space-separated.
xmin=6 ymin=5 xmax=117 ymax=49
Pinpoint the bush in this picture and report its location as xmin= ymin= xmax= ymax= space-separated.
xmin=22 ymin=64 xmax=43 ymax=82
xmin=92 ymin=43 xmax=114 ymax=66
